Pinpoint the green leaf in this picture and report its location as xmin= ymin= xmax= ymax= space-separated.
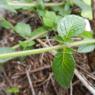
xmin=80 ymin=31 xmax=93 ymax=38
xmin=19 ymin=40 xmax=35 ymax=50
xmin=83 ymin=0 xmax=91 ymax=5
xmin=36 ymin=0 xmax=45 ymax=17
xmin=6 ymin=87 xmax=19 ymax=94
xmin=30 ymin=27 xmax=47 ymax=38
xmin=0 ymin=18 xmax=13 ymax=29
xmin=0 ymin=47 xmax=15 ymax=63
xmin=81 ymin=7 xmax=92 ymax=20
xmin=55 ymin=35 xmax=72 ymax=44
xmin=14 ymin=22 xmax=32 ymax=38
xmin=12 ymin=27 xmax=47 ymax=49
xmin=57 ymin=15 xmax=85 ymax=39
xmin=43 ymin=11 xmax=57 ymax=28
xmin=52 ymin=48 xmax=76 ymax=88
xmin=52 ymin=3 xmax=71 ymax=16
xmin=37 ymin=9 xmax=45 ymax=17
xmin=78 ymin=44 xmax=95 ymax=53
xmin=37 ymin=0 xmax=45 ymax=10
xmin=54 ymin=36 xmax=64 ymax=43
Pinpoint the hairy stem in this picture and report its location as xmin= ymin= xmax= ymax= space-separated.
xmin=0 ymin=39 xmax=95 ymax=59
xmin=8 ymin=1 xmax=65 ymax=7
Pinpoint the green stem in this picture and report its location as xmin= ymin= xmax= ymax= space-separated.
xmin=12 ymin=31 xmax=48 ymax=49
xmin=69 ymin=39 xmax=95 ymax=47
xmin=2 ymin=45 xmax=63 ymax=59
xmin=8 ymin=1 xmax=64 ymax=7
xmin=0 ymin=39 xmax=95 ymax=59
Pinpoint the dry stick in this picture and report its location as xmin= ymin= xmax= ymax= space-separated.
xmin=26 ymin=70 xmax=36 ymax=95
xmin=10 ymin=65 xmax=51 ymax=79
xmin=15 ymin=65 xmax=51 ymax=77
xmin=34 ymin=73 xmax=52 ymax=87
xmin=75 ymin=69 xmax=95 ymax=95
xmin=72 ymin=80 xmax=80 ymax=86
xmin=3 ymin=70 xmax=13 ymax=87
xmin=77 ymin=65 xmax=95 ymax=80
xmin=37 ymin=39 xmax=56 ymax=55
xmin=70 ymin=82 xmax=73 ymax=95
xmin=37 ymin=39 xmax=95 ymax=95
xmin=50 ymin=77 xmax=59 ymax=95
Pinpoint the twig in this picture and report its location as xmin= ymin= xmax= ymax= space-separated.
xmin=26 ymin=68 xmax=36 ymax=95
xmin=36 ymin=39 xmax=56 ymax=55
xmin=46 ymin=36 xmax=52 ymax=46
xmin=50 ymin=77 xmax=59 ymax=95
xmin=70 ymin=82 xmax=73 ymax=95
xmin=36 ymin=39 xmax=48 ymax=47
xmin=34 ymin=73 xmax=52 ymax=87
xmin=74 ymin=69 xmax=95 ymax=95
xmin=14 ymin=65 xmax=51 ymax=78
xmin=72 ymin=80 xmax=80 ymax=86
xmin=3 ymin=69 xmax=13 ymax=87
xmin=77 ymin=65 xmax=95 ymax=80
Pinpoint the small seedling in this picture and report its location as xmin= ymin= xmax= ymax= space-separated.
xmin=0 ymin=0 xmax=93 ymax=89
xmin=6 ymin=87 xmax=19 ymax=94
xmin=0 ymin=15 xmax=95 ymax=88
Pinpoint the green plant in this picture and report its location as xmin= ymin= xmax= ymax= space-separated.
xmin=6 ymin=87 xmax=19 ymax=94
xmin=0 ymin=15 xmax=95 ymax=88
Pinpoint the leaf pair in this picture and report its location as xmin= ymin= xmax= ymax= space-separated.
xmin=53 ymin=15 xmax=95 ymax=88
xmin=0 ymin=19 xmax=32 ymax=39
